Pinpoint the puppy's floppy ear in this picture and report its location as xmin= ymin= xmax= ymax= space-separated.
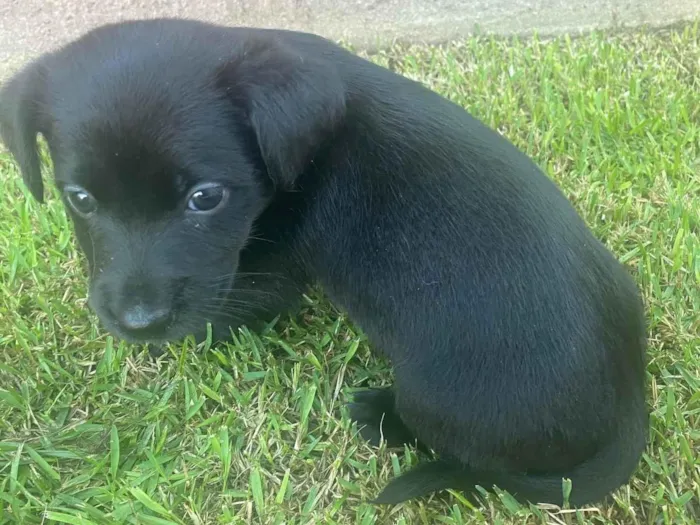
xmin=0 ymin=60 xmax=50 ymax=203
xmin=217 ymin=38 xmax=347 ymax=189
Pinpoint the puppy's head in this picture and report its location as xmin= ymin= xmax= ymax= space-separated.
xmin=0 ymin=20 xmax=346 ymax=343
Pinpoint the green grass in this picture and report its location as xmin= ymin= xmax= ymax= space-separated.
xmin=1 ymin=23 xmax=699 ymax=525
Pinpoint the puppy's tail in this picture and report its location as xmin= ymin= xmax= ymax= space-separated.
xmin=372 ymin=460 xmax=471 ymax=505
xmin=373 ymin=427 xmax=646 ymax=506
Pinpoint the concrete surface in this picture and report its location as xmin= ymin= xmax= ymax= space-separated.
xmin=1 ymin=0 xmax=699 ymax=75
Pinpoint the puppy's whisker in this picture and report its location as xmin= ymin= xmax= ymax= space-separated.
xmin=204 ymin=271 xmax=288 ymax=284
xmin=200 ymin=298 xmax=271 ymax=312
xmin=215 ymin=288 xmax=283 ymax=299
xmin=187 ymin=306 xmax=252 ymax=319
xmin=198 ymin=280 xmax=286 ymax=300
xmin=244 ymin=235 xmax=275 ymax=244
xmin=88 ymin=231 xmax=98 ymax=282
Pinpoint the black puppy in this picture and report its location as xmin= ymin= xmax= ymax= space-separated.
xmin=0 ymin=19 xmax=647 ymax=507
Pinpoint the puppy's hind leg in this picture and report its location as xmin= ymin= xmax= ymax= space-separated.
xmin=348 ymin=388 xmax=431 ymax=454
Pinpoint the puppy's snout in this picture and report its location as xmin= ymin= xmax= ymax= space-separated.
xmin=95 ymin=269 xmax=178 ymax=340
xmin=117 ymin=304 xmax=172 ymax=335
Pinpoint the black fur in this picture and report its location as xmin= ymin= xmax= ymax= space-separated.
xmin=0 ymin=19 xmax=648 ymax=507
xmin=348 ymin=388 xmax=433 ymax=455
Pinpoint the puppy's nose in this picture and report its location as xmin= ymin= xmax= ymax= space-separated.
xmin=118 ymin=304 xmax=171 ymax=334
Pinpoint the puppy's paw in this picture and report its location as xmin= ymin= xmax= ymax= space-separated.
xmin=146 ymin=343 xmax=167 ymax=358
xmin=348 ymin=400 xmax=385 ymax=446
xmin=348 ymin=388 xmax=416 ymax=448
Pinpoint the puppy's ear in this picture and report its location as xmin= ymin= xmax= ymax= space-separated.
xmin=0 ymin=60 xmax=49 ymax=203
xmin=217 ymin=38 xmax=347 ymax=189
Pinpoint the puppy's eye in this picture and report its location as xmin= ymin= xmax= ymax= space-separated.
xmin=186 ymin=183 xmax=228 ymax=213
xmin=64 ymin=188 xmax=98 ymax=216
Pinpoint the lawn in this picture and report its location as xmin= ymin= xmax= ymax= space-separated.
xmin=0 ymin=23 xmax=699 ymax=525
